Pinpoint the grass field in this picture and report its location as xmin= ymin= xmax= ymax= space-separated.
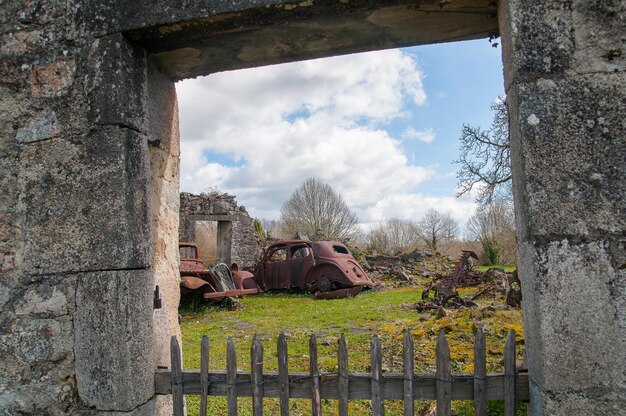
xmin=180 ymin=286 xmax=525 ymax=415
xmin=473 ymin=264 xmax=517 ymax=273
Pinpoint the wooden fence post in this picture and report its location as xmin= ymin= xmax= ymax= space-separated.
xmin=370 ymin=335 xmax=384 ymax=416
xmin=227 ymin=338 xmax=238 ymax=416
xmin=171 ymin=336 xmax=184 ymax=416
xmin=474 ymin=328 xmax=487 ymax=416
xmin=436 ymin=329 xmax=451 ymax=416
xmin=504 ymin=330 xmax=517 ymax=416
xmin=403 ymin=329 xmax=414 ymax=416
xmin=278 ymin=332 xmax=290 ymax=416
xmin=251 ymin=335 xmax=264 ymax=416
xmin=310 ymin=334 xmax=322 ymax=416
xmin=338 ymin=333 xmax=349 ymax=416
xmin=200 ymin=335 xmax=210 ymax=416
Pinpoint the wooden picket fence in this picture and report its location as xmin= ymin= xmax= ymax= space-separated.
xmin=154 ymin=328 xmax=529 ymax=416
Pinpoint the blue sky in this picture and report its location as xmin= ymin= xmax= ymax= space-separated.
xmin=176 ymin=38 xmax=504 ymax=231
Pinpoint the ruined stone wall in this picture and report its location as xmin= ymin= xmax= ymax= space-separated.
xmin=500 ymin=2 xmax=625 ymax=415
xmin=180 ymin=192 xmax=263 ymax=269
xmin=0 ymin=2 xmax=180 ymax=414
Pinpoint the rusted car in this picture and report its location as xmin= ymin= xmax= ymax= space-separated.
xmin=255 ymin=240 xmax=376 ymax=299
xmin=179 ymin=242 xmax=260 ymax=300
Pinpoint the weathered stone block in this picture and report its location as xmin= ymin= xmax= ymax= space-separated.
xmin=11 ymin=317 xmax=73 ymax=364
xmin=19 ymin=127 xmax=151 ymax=275
xmin=0 ymin=212 xmax=12 ymax=242
xmin=14 ymin=276 xmax=76 ymax=317
xmin=15 ymin=110 xmax=60 ymax=143
xmin=571 ymin=0 xmax=626 ymax=75
xmin=29 ymin=58 xmax=76 ymax=98
xmin=500 ymin=1 xmax=624 ymax=88
xmin=508 ymin=72 xmax=626 ymax=240
xmin=77 ymin=0 xmax=287 ymax=35
xmin=87 ymin=33 xmax=147 ymax=131
xmin=0 ymin=346 xmax=77 ymax=415
xmin=75 ymin=269 xmax=154 ymax=411
xmin=0 ymin=249 xmax=16 ymax=273
xmin=519 ymin=240 xmax=625 ymax=393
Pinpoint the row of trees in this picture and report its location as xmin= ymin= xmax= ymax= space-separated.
xmin=255 ymin=98 xmax=516 ymax=264
xmin=257 ymin=176 xmax=515 ymax=264
xmin=365 ymin=210 xmax=458 ymax=254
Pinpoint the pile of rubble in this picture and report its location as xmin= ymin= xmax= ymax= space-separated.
xmin=359 ymin=249 xmax=521 ymax=310
xmin=362 ymin=250 xmax=457 ymax=286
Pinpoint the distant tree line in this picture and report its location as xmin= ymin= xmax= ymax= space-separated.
xmin=254 ymin=171 xmax=516 ymax=265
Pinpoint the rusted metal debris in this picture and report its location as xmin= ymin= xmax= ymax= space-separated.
xmin=416 ymin=250 xmax=522 ymax=310
xmin=255 ymin=240 xmax=377 ymax=299
xmin=419 ymin=250 xmax=482 ymax=308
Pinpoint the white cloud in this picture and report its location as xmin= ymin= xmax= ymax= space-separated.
xmin=363 ymin=192 xmax=477 ymax=228
xmin=402 ymin=127 xmax=436 ymax=143
xmin=176 ymin=49 xmax=463 ymax=226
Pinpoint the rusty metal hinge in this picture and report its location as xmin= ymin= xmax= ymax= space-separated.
xmin=153 ymin=285 xmax=162 ymax=309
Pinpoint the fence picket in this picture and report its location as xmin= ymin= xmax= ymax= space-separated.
xmin=200 ymin=335 xmax=210 ymax=416
xmin=474 ymin=328 xmax=487 ymax=416
xmin=338 ymin=334 xmax=349 ymax=416
xmin=504 ymin=330 xmax=516 ymax=416
xmin=171 ymin=336 xmax=184 ymax=416
xmin=309 ymin=334 xmax=322 ymax=416
xmin=436 ymin=329 xmax=451 ymax=416
xmin=403 ymin=329 xmax=414 ymax=416
xmin=227 ymin=338 xmax=238 ymax=416
xmin=278 ymin=333 xmax=290 ymax=416
xmin=370 ymin=335 xmax=384 ymax=416
xmin=251 ymin=335 xmax=263 ymax=416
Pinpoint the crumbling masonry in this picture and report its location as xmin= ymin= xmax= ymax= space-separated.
xmin=179 ymin=192 xmax=262 ymax=269
xmin=0 ymin=1 xmax=623 ymax=415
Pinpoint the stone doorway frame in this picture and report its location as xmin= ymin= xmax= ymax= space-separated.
xmin=2 ymin=2 xmax=623 ymax=415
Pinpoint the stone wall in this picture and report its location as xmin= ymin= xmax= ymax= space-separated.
xmin=0 ymin=3 xmax=180 ymax=414
xmin=499 ymin=1 xmax=625 ymax=414
xmin=180 ymin=192 xmax=262 ymax=269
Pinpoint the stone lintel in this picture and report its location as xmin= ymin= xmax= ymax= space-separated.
xmin=119 ymin=0 xmax=498 ymax=79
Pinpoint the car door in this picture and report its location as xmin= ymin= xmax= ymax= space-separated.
xmin=288 ymin=242 xmax=314 ymax=289
xmin=263 ymin=244 xmax=290 ymax=289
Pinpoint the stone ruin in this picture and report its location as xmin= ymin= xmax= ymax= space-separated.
xmin=0 ymin=1 xmax=623 ymax=415
xmin=179 ymin=192 xmax=263 ymax=269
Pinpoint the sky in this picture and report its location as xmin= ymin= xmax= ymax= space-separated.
xmin=176 ymin=39 xmax=505 ymax=233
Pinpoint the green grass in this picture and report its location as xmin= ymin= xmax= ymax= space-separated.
xmin=180 ymin=287 xmax=525 ymax=415
xmin=474 ymin=264 xmax=517 ymax=273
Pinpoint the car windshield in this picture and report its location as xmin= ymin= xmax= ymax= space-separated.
xmin=179 ymin=246 xmax=197 ymax=259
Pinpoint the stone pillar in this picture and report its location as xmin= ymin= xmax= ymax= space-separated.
xmin=217 ymin=221 xmax=233 ymax=265
xmin=499 ymin=2 xmax=625 ymax=415
xmin=146 ymin=59 xmax=182 ymax=415
xmin=0 ymin=4 xmax=181 ymax=412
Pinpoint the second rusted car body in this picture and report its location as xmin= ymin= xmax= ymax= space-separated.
xmin=255 ymin=240 xmax=376 ymax=299
xmin=179 ymin=242 xmax=260 ymax=300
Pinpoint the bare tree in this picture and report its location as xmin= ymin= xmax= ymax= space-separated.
xmin=260 ymin=218 xmax=290 ymax=240
xmin=418 ymin=209 xmax=459 ymax=251
xmin=466 ymin=202 xmax=516 ymax=265
xmin=455 ymin=97 xmax=511 ymax=205
xmin=365 ymin=224 xmax=389 ymax=253
xmin=366 ymin=218 xmax=419 ymax=254
xmin=281 ymin=177 xmax=360 ymax=241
